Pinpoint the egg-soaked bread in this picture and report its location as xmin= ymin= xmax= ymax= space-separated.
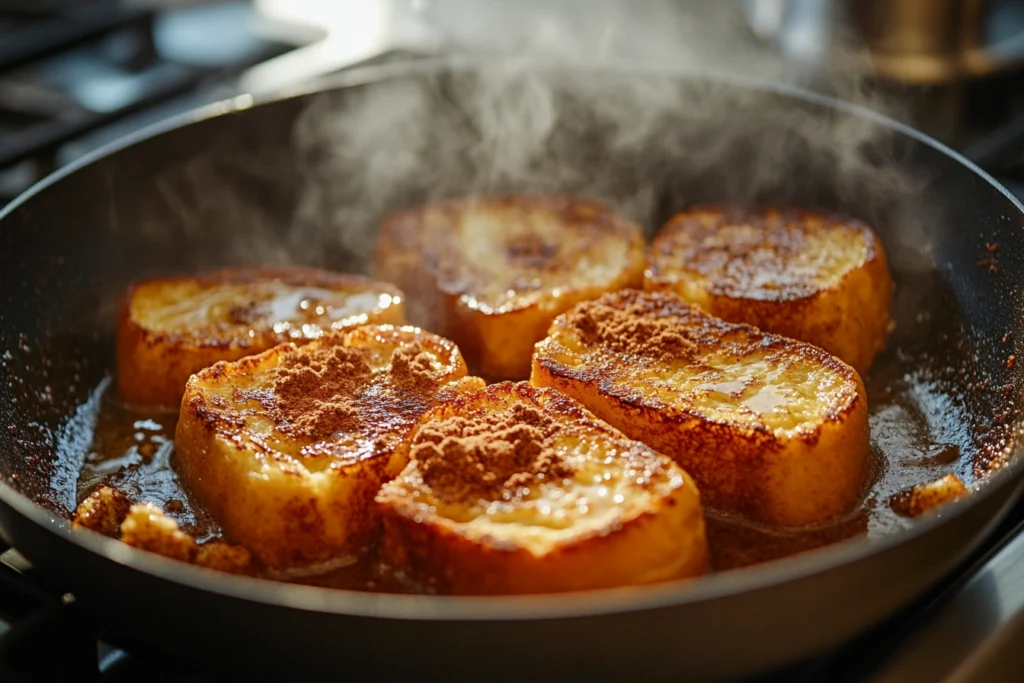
xmin=118 ymin=266 xmax=405 ymax=407
xmin=377 ymin=382 xmax=707 ymax=594
xmin=646 ymin=206 xmax=893 ymax=374
xmin=532 ymin=289 xmax=870 ymax=527
xmin=175 ymin=325 xmax=482 ymax=570
xmin=376 ymin=196 xmax=645 ymax=379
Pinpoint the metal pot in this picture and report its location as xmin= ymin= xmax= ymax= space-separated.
xmin=745 ymin=0 xmax=1024 ymax=84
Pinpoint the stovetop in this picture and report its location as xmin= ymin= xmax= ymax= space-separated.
xmin=0 ymin=0 xmax=290 ymax=199
xmin=1 ymin=2 xmax=1024 ymax=682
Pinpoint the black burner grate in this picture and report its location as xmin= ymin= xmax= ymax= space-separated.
xmin=0 ymin=0 xmax=297 ymax=200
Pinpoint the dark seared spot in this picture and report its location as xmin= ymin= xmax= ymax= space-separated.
xmin=504 ymin=235 xmax=559 ymax=268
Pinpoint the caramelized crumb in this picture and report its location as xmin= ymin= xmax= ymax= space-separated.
xmin=413 ymin=402 xmax=572 ymax=503
xmin=890 ymin=474 xmax=969 ymax=517
xmin=195 ymin=542 xmax=254 ymax=574
xmin=119 ymin=502 xmax=255 ymax=574
xmin=72 ymin=485 xmax=130 ymax=537
xmin=120 ymin=502 xmax=196 ymax=561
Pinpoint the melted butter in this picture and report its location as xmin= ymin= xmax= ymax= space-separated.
xmin=623 ymin=348 xmax=853 ymax=433
xmin=741 ymin=384 xmax=790 ymax=415
xmin=266 ymin=290 xmax=398 ymax=338
xmin=697 ymin=379 xmax=748 ymax=395
xmin=77 ymin=396 xmax=218 ymax=541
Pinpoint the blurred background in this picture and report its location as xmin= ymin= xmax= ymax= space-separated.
xmin=3 ymin=0 xmax=1024 ymax=203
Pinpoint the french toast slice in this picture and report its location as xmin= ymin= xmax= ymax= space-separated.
xmin=646 ymin=206 xmax=894 ymax=374
xmin=376 ymin=196 xmax=645 ymax=380
xmin=175 ymin=325 xmax=483 ymax=570
xmin=376 ymin=382 xmax=708 ymax=594
xmin=117 ymin=266 xmax=405 ymax=407
xmin=531 ymin=289 xmax=870 ymax=527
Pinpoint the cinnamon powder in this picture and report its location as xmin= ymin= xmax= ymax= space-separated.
xmin=389 ymin=343 xmax=444 ymax=394
xmin=567 ymin=298 xmax=698 ymax=359
xmin=270 ymin=343 xmax=372 ymax=440
xmin=413 ymin=403 xmax=571 ymax=503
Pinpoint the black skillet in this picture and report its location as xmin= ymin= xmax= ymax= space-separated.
xmin=0 ymin=58 xmax=1022 ymax=682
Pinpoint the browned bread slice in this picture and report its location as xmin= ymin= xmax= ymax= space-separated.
xmin=117 ymin=266 xmax=405 ymax=407
xmin=531 ymin=289 xmax=870 ymax=527
xmin=646 ymin=206 xmax=893 ymax=374
xmin=175 ymin=324 xmax=483 ymax=570
xmin=376 ymin=381 xmax=707 ymax=594
xmin=376 ymin=196 xmax=645 ymax=379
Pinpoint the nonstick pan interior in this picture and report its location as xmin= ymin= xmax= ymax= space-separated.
xmin=0 ymin=60 xmax=1022 ymax=680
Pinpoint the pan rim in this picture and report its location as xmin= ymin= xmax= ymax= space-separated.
xmin=1 ymin=54 xmax=1022 ymax=621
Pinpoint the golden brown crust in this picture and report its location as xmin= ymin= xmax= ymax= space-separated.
xmin=175 ymin=324 xmax=484 ymax=569
xmin=649 ymin=206 xmax=879 ymax=299
xmin=376 ymin=196 xmax=645 ymax=379
xmin=376 ymin=382 xmax=708 ymax=594
xmin=646 ymin=206 xmax=894 ymax=374
xmin=531 ymin=289 xmax=870 ymax=527
xmin=116 ymin=266 xmax=406 ymax=407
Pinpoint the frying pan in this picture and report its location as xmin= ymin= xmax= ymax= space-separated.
xmin=0 ymin=57 xmax=1022 ymax=682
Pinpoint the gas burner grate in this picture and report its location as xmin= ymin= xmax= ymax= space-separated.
xmin=0 ymin=0 xmax=299 ymax=200
xmin=0 ymin=1 xmax=151 ymax=74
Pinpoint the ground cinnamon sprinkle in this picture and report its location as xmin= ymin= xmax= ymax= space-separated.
xmin=389 ymin=342 xmax=443 ymax=393
xmin=271 ymin=342 xmax=373 ymax=440
xmin=413 ymin=403 xmax=572 ymax=503
xmin=568 ymin=298 xmax=698 ymax=359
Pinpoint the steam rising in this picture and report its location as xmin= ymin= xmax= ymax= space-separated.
xmin=152 ymin=1 xmax=936 ymax=283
